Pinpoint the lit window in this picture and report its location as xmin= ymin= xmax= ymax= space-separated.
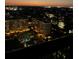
xmin=69 ymin=7 xmax=73 ymax=9
xmin=10 ymin=7 xmax=14 ymax=10
xmin=47 ymin=36 xmax=51 ymax=39
xmin=57 ymin=6 xmax=61 ymax=8
xmin=69 ymin=30 xmax=72 ymax=33
xmin=6 ymin=7 xmax=9 ymax=10
xmin=58 ymin=21 xmax=65 ymax=29
xmin=14 ymin=7 xmax=18 ymax=11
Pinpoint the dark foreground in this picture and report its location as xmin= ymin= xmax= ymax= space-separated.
xmin=6 ymin=34 xmax=73 ymax=59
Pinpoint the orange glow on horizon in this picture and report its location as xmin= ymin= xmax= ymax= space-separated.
xmin=6 ymin=1 xmax=72 ymax=7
